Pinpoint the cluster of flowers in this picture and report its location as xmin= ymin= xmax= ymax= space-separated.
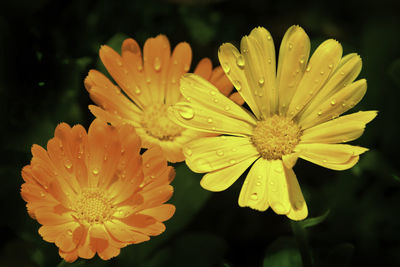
xmin=21 ymin=26 xmax=376 ymax=262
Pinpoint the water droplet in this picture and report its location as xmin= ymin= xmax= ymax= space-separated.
xmin=178 ymin=106 xmax=195 ymax=120
xmin=207 ymin=118 xmax=213 ymax=123
xmin=233 ymin=80 xmax=241 ymax=91
xmin=137 ymin=64 xmax=143 ymax=71
xmin=309 ymin=90 xmax=314 ymax=95
xmin=210 ymin=91 xmax=216 ymax=96
xmin=258 ymin=77 xmax=265 ymax=86
xmin=173 ymin=60 xmax=178 ymax=65
xmin=213 ymin=98 xmax=219 ymax=103
xmin=299 ymin=59 xmax=305 ymax=64
xmin=117 ymin=60 xmax=122 ymax=66
xmin=342 ymin=103 xmax=346 ymax=108
xmin=306 ymin=66 xmax=311 ymax=72
xmin=268 ymin=58 xmax=272 ymax=64
xmin=40 ymin=192 xmax=45 ymax=197
xmin=232 ymin=148 xmax=237 ymax=152
xmin=224 ymin=105 xmax=231 ymax=111
xmin=250 ymin=193 xmax=258 ymax=200
xmin=104 ymin=155 xmax=108 ymax=161
xmin=340 ymin=71 xmax=345 ymax=75
xmin=145 ymin=163 xmax=150 ymax=168
xmin=236 ymin=55 xmax=245 ymax=68
xmin=267 ymin=35 xmax=272 ymax=40
xmin=294 ymin=201 xmax=303 ymax=209
xmin=184 ymin=64 xmax=190 ymax=72
xmin=153 ymin=57 xmax=161 ymax=71
xmin=92 ymin=168 xmax=99 ymax=175
xmin=330 ymin=100 xmax=336 ymax=105
xmin=184 ymin=147 xmax=193 ymax=156
xmin=229 ymin=159 xmax=236 ymax=164
xmin=272 ymin=202 xmax=285 ymax=213
xmin=256 ymin=181 xmax=261 ymax=186
xmin=274 ymin=167 xmax=282 ymax=173
xmin=295 ymin=106 xmax=300 ymax=111
xmin=328 ymin=64 xmax=333 ymax=69
xmin=67 ymin=230 xmax=73 ymax=236
xmin=317 ymin=111 xmax=322 ymax=116
xmin=216 ymin=150 xmax=224 ymax=156
xmin=121 ymin=147 xmax=125 ymax=154
xmin=270 ymin=181 xmax=275 ymax=186
xmin=64 ymin=160 xmax=72 ymax=170
xmin=222 ymin=63 xmax=230 ymax=74
xmin=146 ymin=78 xmax=151 ymax=84
xmin=320 ymin=71 xmax=325 ymax=75
xmin=322 ymin=159 xmax=327 ymax=163
xmin=288 ymin=43 xmax=293 ymax=50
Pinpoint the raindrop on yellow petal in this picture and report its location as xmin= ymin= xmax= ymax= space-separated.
xmin=250 ymin=193 xmax=258 ymax=200
xmin=236 ymin=55 xmax=245 ymax=68
xmin=178 ymin=106 xmax=195 ymax=120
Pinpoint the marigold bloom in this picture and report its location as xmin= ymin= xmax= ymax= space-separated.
xmin=169 ymin=26 xmax=377 ymax=220
xmin=21 ymin=119 xmax=175 ymax=262
xmin=85 ymin=35 xmax=241 ymax=163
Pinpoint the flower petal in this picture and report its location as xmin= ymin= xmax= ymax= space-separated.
xmin=143 ymin=35 xmax=171 ymax=103
xmin=301 ymin=111 xmax=377 ymax=144
xmin=276 ymin=26 xmax=310 ymax=115
xmin=194 ymin=57 xmax=212 ymax=80
xmin=184 ymin=136 xmax=259 ymax=173
xmin=267 ymin=160 xmax=291 ymax=215
xmin=139 ymin=204 xmax=176 ymax=222
xmin=296 ymin=143 xmax=368 ymax=170
xmin=200 ymin=156 xmax=258 ymax=192
xmin=285 ymin=168 xmax=308 ymax=221
xmin=218 ymin=43 xmax=261 ymax=119
xmin=165 ymin=42 xmax=192 ymax=105
xmin=209 ymin=65 xmax=234 ymax=97
xmin=287 ymin=39 xmax=343 ymax=118
xmin=298 ymin=79 xmax=367 ymax=129
xmin=238 ymin=158 xmax=270 ymax=211
xmin=241 ymin=27 xmax=277 ymax=116
xmin=300 ymin=53 xmax=362 ymax=118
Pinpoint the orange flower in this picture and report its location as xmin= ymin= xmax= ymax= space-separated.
xmin=85 ymin=35 xmax=242 ymax=163
xmin=20 ymin=119 xmax=175 ymax=262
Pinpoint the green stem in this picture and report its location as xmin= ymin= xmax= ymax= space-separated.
xmin=290 ymin=220 xmax=313 ymax=267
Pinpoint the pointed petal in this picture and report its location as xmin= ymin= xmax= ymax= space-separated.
xmin=301 ymin=111 xmax=377 ymax=143
xmin=298 ymin=79 xmax=367 ymax=129
xmin=287 ymin=39 xmax=343 ymax=118
xmin=285 ymin=168 xmax=308 ymax=220
xmin=200 ymin=156 xmax=258 ymax=192
xmin=218 ymin=43 xmax=261 ymax=118
xmin=184 ymin=136 xmax=259 ymax=173
xmin=276 ymin=26 xmax=310 ymax=115
xmin=238 ymin=158 xmax=270 ymax=211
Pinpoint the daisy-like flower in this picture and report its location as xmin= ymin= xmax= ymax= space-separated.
xmin=21 ymin=119 xmax=175 ymax=262
xmin=85 ymin=35 xmax=241 ymax=163
xmin=169 ymin=26 xmax=377 ymax=220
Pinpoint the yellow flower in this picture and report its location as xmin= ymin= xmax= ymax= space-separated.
xmin=85 ymin=35 xmax=241 ymax=163
xmin=169 ymin=26 xmax=377 ymax=220
xmin=21 ymin=119 xmax=176 ymax=262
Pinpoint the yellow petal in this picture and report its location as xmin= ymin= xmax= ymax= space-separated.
xmin=201 ymin=156 xmax=258 ymax=192
xmin=298 ymin=79 xmax=367 ymax=129
xmin=238 ymin=158 xmax=270 ymax=211
xmin=241 ymin=27 xmax=277 ymax=116
xmin=296 ymin=143 xmax=368 ymax=170
xmin=282 ymin=153 xmax=299 ymax=169
xmin=169 ymin=101 xmax=255 ymax=136
xmin=267 ymin=160 xmax=291 ymax=215
xmin=287 ymin=39 xmax=343 ymax=118
xmin=277 ymin=25 xmax=310 ymax=115
xmin=301 ymin=53 xmax=362 ymax=118
xmin=301 ymin=111 xmax=377 ymax=143
xmin=180 ymin=73 xmax=257 ymax=126
xmin=218 ymin=43 xmax=262 ymax=119
xmin=285 ymin=168 xmax=308 ymax=221
xmin=184 ymin=136 xmax=259 ymax=173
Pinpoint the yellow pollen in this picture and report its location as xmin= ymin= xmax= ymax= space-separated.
xmin=141 ymin=104 xmax=184 ymax=141
xmin=74 ymin=188 xmax=114 ymax=224
xmin=251 ymin=115 xmax=302 ymax=160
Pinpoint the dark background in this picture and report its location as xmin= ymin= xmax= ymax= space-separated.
xmin=1 ymin=0 xmax=400 ymax=266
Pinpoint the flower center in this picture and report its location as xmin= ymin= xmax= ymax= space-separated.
xmin=251 ymin=115 xmax=302 ymax=160
xmin=141 ymin=104 xmax=184 ymax=141
xmin=74 ymin=188 xmax=114 ymax=224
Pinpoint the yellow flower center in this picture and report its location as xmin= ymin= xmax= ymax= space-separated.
xmin=251 ymin=115 xmax=302 ymax=160
xmin=141 ymin=104 xmax=184 ymax=141
xmin=74 ymin=188 xmax=114 ymax=224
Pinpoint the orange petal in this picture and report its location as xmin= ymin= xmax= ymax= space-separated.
xmin=194 ymin=57 xmax=212 ymax=80
xmin=139 ymin=204 xmax=176 ymax=222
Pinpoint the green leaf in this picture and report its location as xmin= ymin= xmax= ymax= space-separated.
xmin=299 ymin=210 xmax=330 ymax=229
xmin=263 ymin=237 xmax=302 ymax=267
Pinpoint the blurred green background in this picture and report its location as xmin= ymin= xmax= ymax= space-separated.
xmin=1 ymin=0 xmax=399 ymax=266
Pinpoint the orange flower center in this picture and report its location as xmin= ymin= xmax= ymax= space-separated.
xmin=251 ymin=115 xmax=302 ymax=160
xmin=74 ymin=188 xmax=114 ymax=224
xmin=141 ymin=104 xmax=184 ymax=141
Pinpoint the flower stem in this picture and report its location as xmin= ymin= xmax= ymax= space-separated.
xmin=290 ymin=220 xmax=313 ymax=267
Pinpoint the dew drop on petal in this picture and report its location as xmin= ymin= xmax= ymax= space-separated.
xmin=294 ymin=201 xmax=304 ymax=210
xmin=67 ymin=230 xmax=73 ymax=236
xmin=153 ymin=57 xmax=161 ymax=71
xmin=135 ymin=87 xmax=141 ymax=94
xmin=178 ymin=106 xmax=195 ymax=120
xmin=229 ymin=159 xmax=236 ymax=164
xmin=92 ymin=168 xmax=99 ymax=175
xmin=236 ymin=55 xmax=245 ymax=68
xmin=210 ymin=91 xmax=217 ymax=96
xmin=317 ymin=111 xmax=322 ymax=116
xmin=258 ymin=77 xmax=265 ymax=86
xmin=184 ymin=147 xmax=193 ymax=156
xmin=184 ymin=64 xmax=190 ymax=72
xmin=64 ymin=160 xmax=72 ymax=170
xmin=272 ymin=202 xmax=285 ymax=213
xmin=306 ymin=66 xmax=311 ymax=72
xmin=330 ymin=100 xmax=336 ymax=105
xmin=207 ymin=118 xmax=213 ymax=123
xmin=222 ymin=63 xmax=230 ymax=74
xmin=250 ymin=193 xmax=258 ymax=200
xmin=224 ymin=105 xmax=231 ymax=111
xmin=216 ymin=150 xmax=224 ymax=156
xmin=328 ymin=64 xmax=333 ymax=69
xmin=233 ymin=80 xmax=241 ymax=91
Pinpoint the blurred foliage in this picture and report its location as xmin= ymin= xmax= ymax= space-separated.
xmin=1 ymin=0 xmax=400 ymax=266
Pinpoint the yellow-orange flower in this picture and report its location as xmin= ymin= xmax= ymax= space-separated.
xmin=85 ymin=35 xmax=241 ymax=163
xmin=169 ymin=26 xmax=377 ymax=220
xmin=21 ymin=119 xmax=175 ymax=262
